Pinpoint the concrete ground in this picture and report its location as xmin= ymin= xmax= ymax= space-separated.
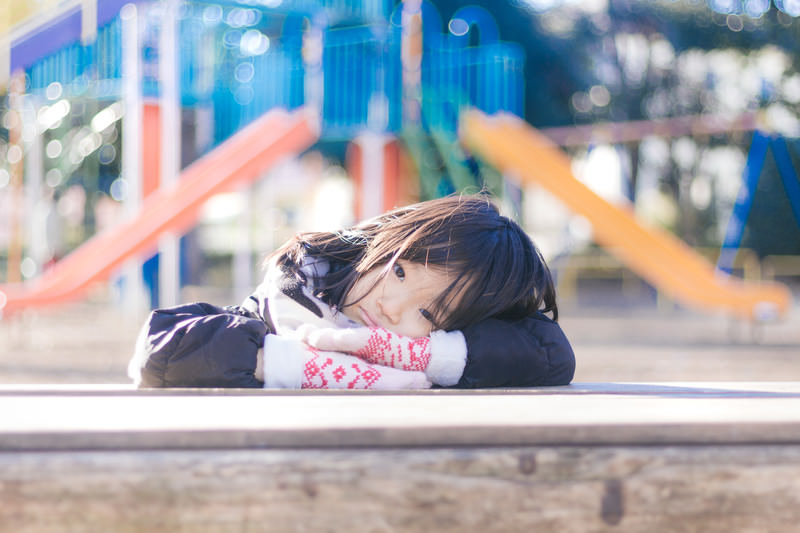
xmin=1 ymin=282 xmax=798 ymax=385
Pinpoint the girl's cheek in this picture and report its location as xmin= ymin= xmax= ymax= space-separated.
xmin=406 ymin=316 xmax=433 ymax=338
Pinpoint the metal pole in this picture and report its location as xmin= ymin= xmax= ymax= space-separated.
xmin=158 ymin=0 xmax=181 ymax=308
xmin=121 ymin=3 xmax=146 ymax=314
xmin=24 ymin=97 xmax=44 ymax=274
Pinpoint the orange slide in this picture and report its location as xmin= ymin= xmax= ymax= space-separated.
xmin=460 ymin=110 xmax=792 ymax=321
xmin=0 ymin=107 xmax=319 ymax=315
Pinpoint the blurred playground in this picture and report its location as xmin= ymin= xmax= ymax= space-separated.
xmin=1 ymin=0 xmax=800 ymax=384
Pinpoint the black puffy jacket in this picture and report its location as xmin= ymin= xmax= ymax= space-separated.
xmin=129 ymin=294 xmax=575 ymax=389
xmin=457 ymin=314 xmax=575 ymax=388
xmin=129 ymin=300 xmax=270 ymax=388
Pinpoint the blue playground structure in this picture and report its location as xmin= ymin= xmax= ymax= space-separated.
xmin=717 ymin=131 xmax=800 ymax=273
xmin=14 ymin=0 xmax=524 ymax=144
xmin=3 ymin=0 xmax=525 ymax=310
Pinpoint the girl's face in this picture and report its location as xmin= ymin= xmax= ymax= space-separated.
xmin=341 ymin=259 xmax=451 ymax=338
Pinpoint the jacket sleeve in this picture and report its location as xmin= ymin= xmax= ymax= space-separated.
xmin=128 ymin=302 xmax=268 ymax=388
xmin=452 ymin=313 xmax=575 ymax=388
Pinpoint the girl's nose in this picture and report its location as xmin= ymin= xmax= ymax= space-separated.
xmin=377 ymin=295 xmax=403 ymax=325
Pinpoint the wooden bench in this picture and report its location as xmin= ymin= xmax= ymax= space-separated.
xmin=3 ymin=382 xmax=800 ymax=532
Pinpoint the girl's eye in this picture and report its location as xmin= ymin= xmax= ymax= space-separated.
xmin=392 ymin=263 xmax=405 ymax=281
xmin=419 ymin=308 xmax=434 ymax=323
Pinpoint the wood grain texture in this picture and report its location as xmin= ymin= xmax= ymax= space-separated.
xmin=5 ymin=383 xmax=800 ymax=450
xmin=5 ymin=384 xmax=800 ymax=532
xmin=3 ymin=445 xmax=800 ymax=533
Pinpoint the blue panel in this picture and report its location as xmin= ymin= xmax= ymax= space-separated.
xmin=11 ymin=8 xmax=83 ymax=73
xmin=12 ymin=0 xmax=143 ymax=75
xmin=97 ymin=0 xmax=140 ymax=26
xmin=448 ymin=5 xmax=499 ymax=47
xmin=26 ymin=17 xmax=121 ymax=96
xmin=212 ymin=46 xmax=304 ymax=144
xmin=770 ymin=137 xmax=800 ymax=228
xmin=421 ymin=38 xmax=524 ymax=134
xmin=717 ymin=131 xmax=770 ymax=273
xmin=321 ymin=25 xmax=397 ymax=138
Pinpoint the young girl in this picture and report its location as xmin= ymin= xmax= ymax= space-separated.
xmin=128 ymin=194 xmax=575 ymax=389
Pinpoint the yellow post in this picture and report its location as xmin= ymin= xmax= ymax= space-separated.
xmin=6 ymin=72 xmax=25 ymax=283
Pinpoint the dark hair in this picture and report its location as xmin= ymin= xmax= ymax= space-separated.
xmin=270 ymin=193 xmax=557 ymax=330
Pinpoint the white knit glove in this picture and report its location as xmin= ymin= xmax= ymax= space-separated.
xmin=261 ymin=334 xmax=431 ymax=390
xmin=297 ymin=325 xmax=467 ymax=386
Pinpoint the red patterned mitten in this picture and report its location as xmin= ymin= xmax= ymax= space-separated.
xmin=298 ymin=325 xmax=467 ymax=386
xmin=261 ymin=334 xmax=431 ymax=390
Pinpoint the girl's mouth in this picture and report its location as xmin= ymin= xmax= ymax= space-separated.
xmin=359 ymin=307 xmax=379 ymax=328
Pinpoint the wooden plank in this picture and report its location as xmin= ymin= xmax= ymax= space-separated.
xmin=4 ymin=445 xmax=800 ymax=532
xmin=3 ymin=383 xmax=800 ymax=450
xmin=4 ymin=383 xmax=800 ymax=531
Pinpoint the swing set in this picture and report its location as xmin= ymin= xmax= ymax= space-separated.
xmin=717 ymin=131 xmax=800 ymax=275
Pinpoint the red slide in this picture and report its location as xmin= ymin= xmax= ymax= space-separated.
xmin=0 ymin=107 xmax=319 ymax=315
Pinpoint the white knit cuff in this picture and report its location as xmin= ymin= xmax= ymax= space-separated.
xmin=262 ymin=335 xmax=305 ymax=389
xmin=426 ymin=330 xmax=467 ymax=386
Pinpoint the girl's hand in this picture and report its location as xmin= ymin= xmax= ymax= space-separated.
xmin=297 ymin=324 xmax=432 ymax=372
xmin=297 ymin=324 xmax=467 ymax=386
xmin=262 ymin=334 xmax=431 ymax=390
xmin=301 ymin=346 xmax=432 ymax=390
